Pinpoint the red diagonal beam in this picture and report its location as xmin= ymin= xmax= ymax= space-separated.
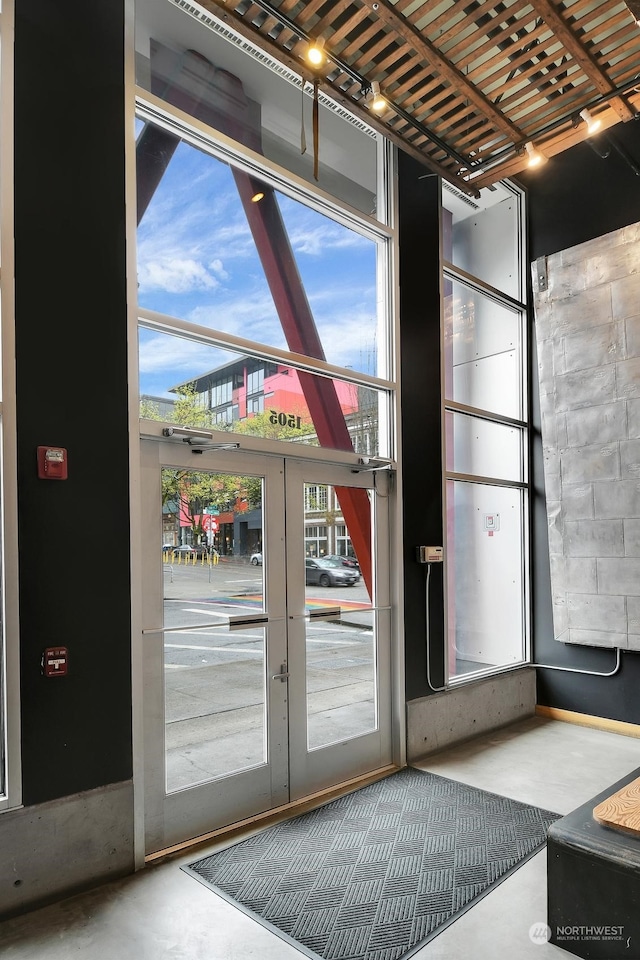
xmin=232 ymin=171 xmax=372 ymax=595
xmin=137 ymin=47 xmax=373 ymax=594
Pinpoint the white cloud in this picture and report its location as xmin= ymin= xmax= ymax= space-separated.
xmin=138 ymin=257 xmax=219 ymax=294
xmin=209 ymin=258 xmax=229 ymax=280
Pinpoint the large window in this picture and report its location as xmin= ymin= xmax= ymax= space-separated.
xmin=134 ymin=7 xmax=394 ymax=461
xmin=442 ymin=180 xmax=529 ymax=681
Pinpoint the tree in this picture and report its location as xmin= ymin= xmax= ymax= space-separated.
xmin=162 ymin=469 xmax=263 ymax=544
xmin=140 ymin=385 xmax=313 ymax=442
xmin=231 ymin=408 xmax=314 ymax=442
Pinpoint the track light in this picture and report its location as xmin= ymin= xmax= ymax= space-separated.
xmin=579 ymin=108 xmax=601 ymax=135
xmin=366 ymin=81 xmax=386 ymax=113
xmin=525 ymin=141 xmax=543 ymax=167
xmin=307 ymin=37 xmax=325 ymax=67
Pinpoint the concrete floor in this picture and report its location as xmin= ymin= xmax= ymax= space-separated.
xmin=0 ymin=714 xmax=638 ymax=960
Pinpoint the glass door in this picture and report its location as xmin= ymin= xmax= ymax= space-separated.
xmin=285 ymin=459 xmax=392 ymax=800
xmin=141 ymin=440 xmax=288 ymax=853
xmin=141 ymin=439 xmax=392 ymax=854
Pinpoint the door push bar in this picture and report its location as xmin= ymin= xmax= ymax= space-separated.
xmin=307 ymin=607 xmax=341 ymax=621
xmin=271 ymin=663 xmax=290 ymax=682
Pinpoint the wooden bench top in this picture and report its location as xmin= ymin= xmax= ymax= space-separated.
xmin=593 ymin=776 xmax=640 ymax=836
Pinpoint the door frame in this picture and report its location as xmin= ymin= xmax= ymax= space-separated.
xmin=284 ymin=457 xmax=392 ymax=800
xmin=140 ymin=439 xmax=290 ymax=853
xmin=136 ymin=424 xmax=405 ymax=856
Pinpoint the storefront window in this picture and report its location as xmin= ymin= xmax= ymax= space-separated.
xmin=442 ymin=181 xmax=529 ymax=681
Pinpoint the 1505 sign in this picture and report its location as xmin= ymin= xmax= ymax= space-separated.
xmin=269 ymin=409 xmax=303 ymax=430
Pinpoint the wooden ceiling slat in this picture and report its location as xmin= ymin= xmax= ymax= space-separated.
xmin=406 ymin=81 xmax=469 ymax=121
xmin=256 ymin=11 xmax=281 ymax=35
xmin=505 ymin=78 xmax=596 ymax=130
xmin=571 ymin=4 xmax=630 ymax=38
xmin=557 ymin=0 xmax=605 ymax=21
xmin=178 ymin=0 xmax=640 ymax=191
xmin=456 ymin=125 xmax=511 ymax=156
xmin=442 ymin=1 xmax=538 ymax=61
xmin=239 ymin=2 xmax=265 ymax=25
xmin=389 ymin=62 xmax=441 ymax=100
xmin=335 ymin=16 xmax=382 ymax=59
xmin=402 ymin=98 xmax=490 ymax=148
xmin=257 ymin=0 xmax=301 ymax=50
xmin=496 ymin=52 xmax=588 ymax=106
xmin=319 ymin=5 xmax=370 ymax=46
xmin=496 ymin=66 xmax=589 ymax=120
xmin=414 ymin=100 xmax=476 ymax=142
xmin=606 ymin=58 xmax=640 ymax=86
xmin=593 ymin=29 xmax=640 ymax=72
xmin=368 ymin=40 xmax=414 ymax=79
xmin=463 ymin=22 xmax=553 ymax=88
xmin=360 ymin=0 xmax=527 ymax=139
xmin=345 ymin=26 xmax=400 ymax=71
xmin=528 ymin=0 xmax=635 ymax=119
xmin=483 ymin=46 xmax=588 ymax=108
xmin=408 ymin=0 xmax=501 ymax=44
xmin=291 ymin=0 xmax=327 ymax=29
xmin=308 ymin=0 xmax=357 ymax=43
xmin=454 ymin=13 xmax=548 ymax=77
xmin=428 ymin=96 xmax=495 ymax=129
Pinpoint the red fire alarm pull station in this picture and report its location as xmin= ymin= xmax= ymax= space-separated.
xmin=37 ymin=446 xmax=68 ymax=480
xmin=42 ymin=646 xmax=68 ymax=677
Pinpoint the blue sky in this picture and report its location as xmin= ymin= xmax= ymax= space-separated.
xmin=137 ymin=134 xmax=380 ymax=399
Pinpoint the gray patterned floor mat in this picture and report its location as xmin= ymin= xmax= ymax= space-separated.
xmin=184 ymin=767 xmax=560 ymax=960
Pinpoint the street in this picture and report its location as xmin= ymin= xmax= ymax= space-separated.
xmin=155 ymin=556 xmax=376 ymax=789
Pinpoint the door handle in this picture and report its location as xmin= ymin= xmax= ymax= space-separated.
xmin=271 ymin=663 xmax=290 ymax=682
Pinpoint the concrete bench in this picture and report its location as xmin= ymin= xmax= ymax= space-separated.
xmin=547 ymin=766 xmax=640 ymax=959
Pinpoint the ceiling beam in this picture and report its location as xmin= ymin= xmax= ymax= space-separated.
xmin=466 ymin=88 xmax=640 ymax=189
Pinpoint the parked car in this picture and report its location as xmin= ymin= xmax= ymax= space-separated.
xmin=250 ymin=552 xmax=263 ymax=565
xmin=305 ymin=557 xmax=358 ymax=587
xmin=323 ymin=554 xmax=360 ymax=575
xmin=162 ymin=544 xmax=209 ymax=559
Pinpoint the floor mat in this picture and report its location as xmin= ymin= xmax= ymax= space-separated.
xmin=184 ymin=767 xmax=561 ymax=960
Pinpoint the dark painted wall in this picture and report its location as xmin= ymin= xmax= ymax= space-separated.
xmin=12 ymin=4 xmax=639 ymax=817
xmin=397 ymin=154 xmax=445 ymax=702
xmin=15 ymin=1 xmax=132 ymax=804
xmin=519 ymin=120 xmax=640 ymax=261
xmin=519 ymin=121 xmax=640 ymax=723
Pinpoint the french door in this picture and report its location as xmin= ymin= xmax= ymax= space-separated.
xmin=141 ymin=439 xmax=392 ymax=854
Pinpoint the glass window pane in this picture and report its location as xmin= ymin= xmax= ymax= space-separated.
xmin=444 ymin=278 xmax=523 ymax=420
xmin=161 ymin=467 xmax=266 ymax=791
xmin=445 ymin=411 xmax=525 ymax=483
xmin=135 ymin=33 xmax=380 ymax=219
xmin=442 ymin=180 xmax=522 ymax=301
xmin=164 ymin=623 xmax=266 ymax=790
xmin=446 ymin=480 xmax=526 ymax=680
xmin=136 ymin=121 xmax=381 ymax=378
xmin=305 ymin=610 xmax=376 ymax=751
xmin=302 ymin=481 xmax=376 ymax=748
xmin=140 ymin=330 xmax=389 ymax=458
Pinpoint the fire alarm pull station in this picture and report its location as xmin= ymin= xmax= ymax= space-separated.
xmin=37 ymin=446 xmax=68 ymax=480
xmin=42 ymin=646 xmax=68 ymax=678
